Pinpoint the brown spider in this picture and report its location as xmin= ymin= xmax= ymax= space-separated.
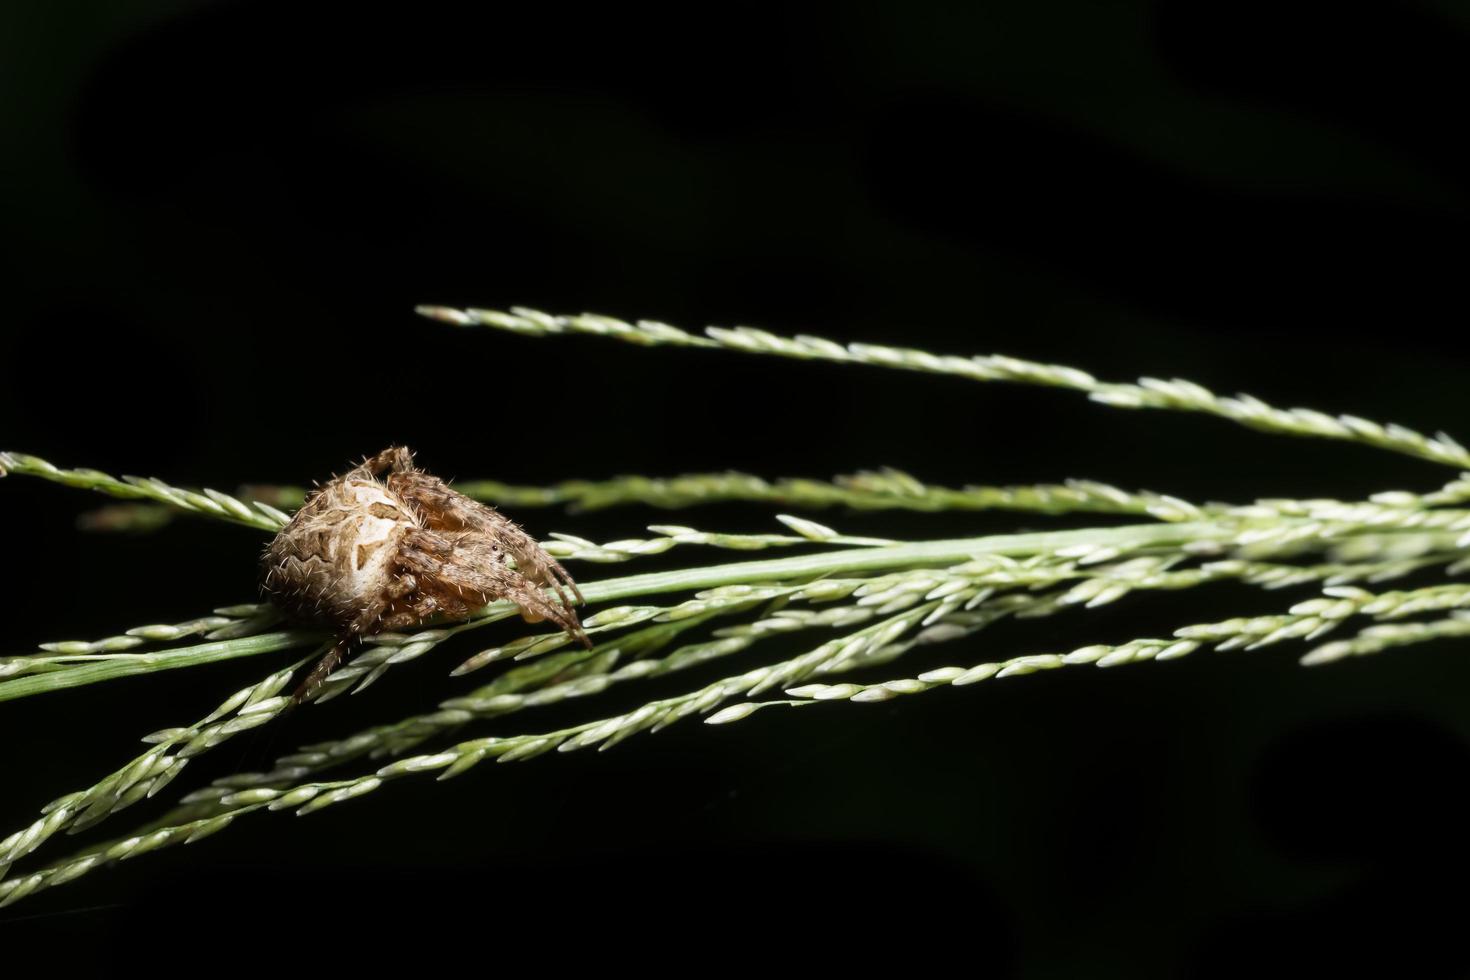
xmin=260 ymin=446 xmax=590 ymax=700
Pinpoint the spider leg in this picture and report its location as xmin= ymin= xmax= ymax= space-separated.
xmin=490 ymin=526 xmax=583 ymax=610
xmin=536 ymin=552 xmax=587 ymax=607
xmin=400 ymin=528 xmax=592 ymax=648
xmin=450 ymin=559 xmax=590 ymax=648
xmin=292 ymin=635 xmax=360 ymax=703
xmin=388 ymin=471 xmax=586 ymax=609
xmin=291 ymin=570 xmax=418 ymax=702
xmin=354 ymin=445 xmax=416 ymax=479
xmin=346 ymin=571 xmax=418 ymax=634
xmin=335 ymin=445 xmax=417 ymax=484
xmin=378 ymin=588 xmax=444 ymax=631
xmin=485 ymin=523 xmax=585 ymax=608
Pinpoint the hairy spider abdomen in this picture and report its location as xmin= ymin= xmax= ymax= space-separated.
xmin=261 ymin=473 xmax=420 ymax=630
xmin=260 ymin=447 xmax=590 ymax=699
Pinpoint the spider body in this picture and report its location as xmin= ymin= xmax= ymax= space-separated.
xmin=261 ymin=447 xmax=589 ymax=698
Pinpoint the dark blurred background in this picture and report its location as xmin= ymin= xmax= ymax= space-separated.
xmin=5 ymin=2 xmax=1470 ymax=975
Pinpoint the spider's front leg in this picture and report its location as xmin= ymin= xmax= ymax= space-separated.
xmin=487 ymin=522 xmax=586 ymax=610
xmin=388 ymin=470 xmax=586 ymax=610
xmin=399 ymin=527 xmax=592 ymax=649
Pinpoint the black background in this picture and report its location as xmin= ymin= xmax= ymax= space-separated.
xmin=5 ymin=2 xmax=1470 ymax=976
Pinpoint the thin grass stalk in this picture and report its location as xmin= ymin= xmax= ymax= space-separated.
xmin=714 ymin=585 xmax=1470 ymax=715
xmin=0 ymin=451 xmax=289 ymax=530
xmin=0 ymin=518 xmax=1275 ymax=702
xmin=0 ymin=656 xmax=311 ymax=880
xmin=417 ymin=306 xmax=1470 ymax=471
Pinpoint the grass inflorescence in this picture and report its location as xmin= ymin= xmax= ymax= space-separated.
xmin=1 ymin=307 xmax=1467 ymax=908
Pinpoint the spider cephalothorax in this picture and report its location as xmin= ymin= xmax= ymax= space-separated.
xmin=261 ymin=446 xmax=590 ymax=698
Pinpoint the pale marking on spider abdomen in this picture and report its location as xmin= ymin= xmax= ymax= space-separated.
xmin=266 ymin=479 xmax=421 ymax=619
xmin=332 ymin=479 xmax=418 ymax=600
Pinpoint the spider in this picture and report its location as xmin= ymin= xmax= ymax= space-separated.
xmin=260 ymin=446 xmax=590 ymax=699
